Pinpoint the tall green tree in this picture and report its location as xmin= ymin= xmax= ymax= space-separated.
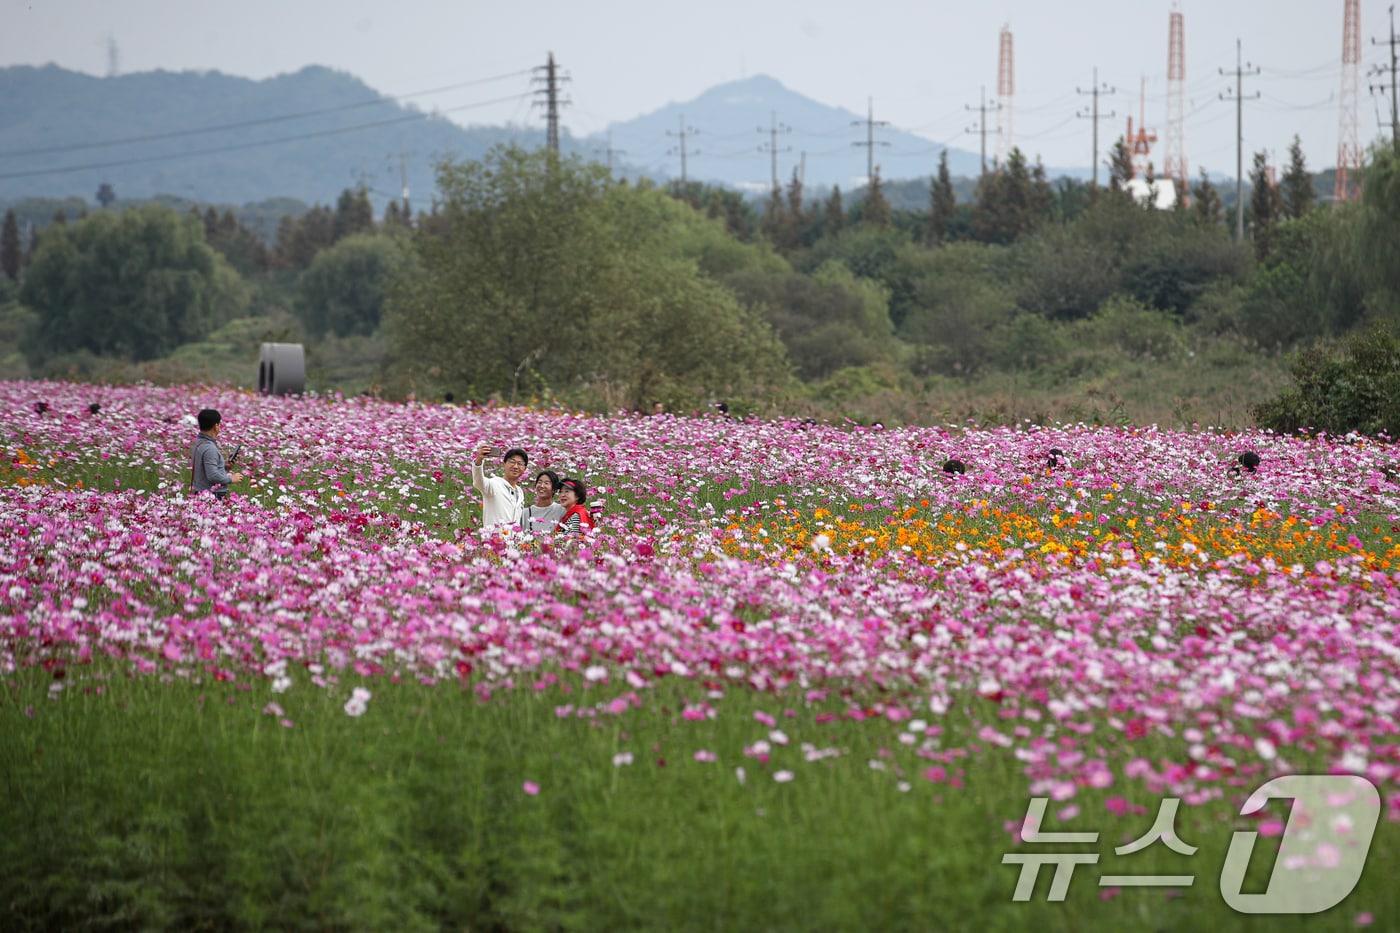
xmin=333 ymin=187 xmax=374 ymax=241
xmin=0 ymin=210 xmax=20 ymax=282
xmin=971 ymin=148 xmax=1044 ymax=244
xmin=95 ymin=183 xmax=116 ymax=208
xmin=1248 ymin=150 xmax=1286 ymax=260
xmin=274 ymin=205 xmax=336 ymax=269
xmin=1282 ymin=135 xmax=1316 ymax=220
xmin=926 ymin=149 xmax=956 ymax=245
xmin=784 ymin=168 xmax=806 ymax=249
xmin=760 ymin=185 xmax=787 ymax=246
xmin=387 ymin=146 xmax=787 ymax=406
xmin=824 ymin=185 xmax=845 ymax=236
xmin=1107 ymin=138 xmax=1135 ymax=193
xmin=1193 ymin=170 xmax=1224 ymax=226
xmin=862 ymin=168 xmax=892 ymax=227
xmin=298 ymin=233 xmax=414 ymax=338
xmin=20 ymin=205 xmax=248 ymax=362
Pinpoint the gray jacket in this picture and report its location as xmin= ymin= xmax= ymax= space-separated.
xmin=191 ymin=434 xmax=232 ymax=494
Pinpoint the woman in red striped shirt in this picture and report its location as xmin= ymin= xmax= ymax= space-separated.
xmin=556 ymin=478 xmax=595 ymax=535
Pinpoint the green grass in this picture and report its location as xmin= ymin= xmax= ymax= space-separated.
xmin=1 ymin=666 xmax=1393 ymax=932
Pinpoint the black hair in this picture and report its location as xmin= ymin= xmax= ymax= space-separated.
xmin=559 ymin=478 xmax=588 ymax=504
xmin=534 ymin=469 xmax=561 ymax=491
xmin=942 ymin=458 xmax=966 ymax=475
xmin=443 ymin=392 xmax=455 ymax=403
xmin=1238 ymin=451 xmax=1260 ymax=472
xmin=502 ymin=447 xmax=529 ymax=466
xmin=88 ymin=402 xmax=101 ymax=415
xmin=197 ymin=409 xmax=222 ymax=432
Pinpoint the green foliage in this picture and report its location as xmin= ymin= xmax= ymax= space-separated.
xmin=926 ymin=150 xmax=956 ymax=246
xmin=1253 ymin=326 xmax=1400 ymax=436
xmin=901 ymin=242 xmax=1015 ymax=375
xmin=860 ymin=168 xmax=892 ymax=227
xmin=297 ymin=233 xmax=415 ymax=338
xmin=1248 ymin=150 xmax=1286 ymax=260
xmin=1 ymin=209 xmax=19 ymax=281
xmin=1012 ymin=223 xmax=1121 ymax=320
xmin=19 ymin=204 xmax=248 ymax=363
xmin=971 ymin=149 xmax=1051 ymax=245
xmin=333 ymin=187 xmax=375 ymax=241
xmin=1282 ymin=135 xmax=1316 ymax=220
xmin=1076 ymin=294 xmax=1186 ymax=361
xmin=1359 ymin=146 xmax=1400 ymax=302
xmin=725 ymin=262 xmax=894 ymax=381
xmin=1192 ymin=171 xmax=1225 ymax=227
xmin=1238 ymin=207 xmax=1366 ymax=346
xmin=1121 ymin=219 xmax=1250 ymax=316
xmin=1107 ymin=138 xmax=1134 ymax=193
xmin=388 ymin=146 xmax=788 ymax=408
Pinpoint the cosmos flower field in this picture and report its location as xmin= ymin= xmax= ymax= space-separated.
xmin=3 ymin=380 xmax=1399 ymax=930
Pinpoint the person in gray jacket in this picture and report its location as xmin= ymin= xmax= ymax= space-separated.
xmin=191 ymin=408 xmax=243 ymax=499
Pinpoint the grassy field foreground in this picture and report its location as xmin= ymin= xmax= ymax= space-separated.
xmin=0 ymin=666 xmax=1389 ymax=932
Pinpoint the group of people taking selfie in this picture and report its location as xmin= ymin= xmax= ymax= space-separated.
xmin=472 ymin=444 xmax=596 ymax=535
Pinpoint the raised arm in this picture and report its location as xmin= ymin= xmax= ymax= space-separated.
xmin=471 ymin=443 xmax=492 ymax=495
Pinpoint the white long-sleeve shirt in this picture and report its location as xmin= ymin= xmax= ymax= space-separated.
xmin=471 ymin=462 xmax=524 ymax=528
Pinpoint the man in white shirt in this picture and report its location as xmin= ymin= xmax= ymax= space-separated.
xmin=471 ymin=444 xmax=528 ymax=529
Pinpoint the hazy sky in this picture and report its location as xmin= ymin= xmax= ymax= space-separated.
xmin=3 ymin=0 xmax=1396 ymax=176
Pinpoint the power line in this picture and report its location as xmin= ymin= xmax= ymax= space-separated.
xmin=0 ymin=91 xmax=533 ymax=181
xmin=0 ymin=67 xmax=533 ymax=159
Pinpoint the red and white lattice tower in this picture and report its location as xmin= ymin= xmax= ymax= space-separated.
xmin=1336 ymin=0 xmax=1363 ymax=202
xmin=1127 ymin=77 xmax=1158 ymax=178
xmin=996 ymin=24 xmax=1015 ymax=164
xmin=1164 ymin=5 xmax=1188 ymax=200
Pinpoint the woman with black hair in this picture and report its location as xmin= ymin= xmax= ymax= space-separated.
xmin=521 ymin=470 xmax=565 ymax=533
xmin=556 ymin=478 xmax=595 ymax=535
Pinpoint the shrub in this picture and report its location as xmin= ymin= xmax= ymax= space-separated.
xmin=1253 ymin=326 xmax=1400 ymax=436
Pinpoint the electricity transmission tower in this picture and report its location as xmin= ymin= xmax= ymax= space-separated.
xmin=1076 ymin=68 xmax=1116 ymax=188
xmin=1220 ymin=39 xmax=1261 ymax=240
xmin=532 ymin=52 xmax=571 ymax=157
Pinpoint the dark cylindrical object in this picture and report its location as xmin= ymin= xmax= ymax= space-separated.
xmin=258 ymin=343 xmax=305 ymax=396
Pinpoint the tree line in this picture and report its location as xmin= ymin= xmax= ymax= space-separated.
xmin=2 ymin=134 xmax=1398 ymax=428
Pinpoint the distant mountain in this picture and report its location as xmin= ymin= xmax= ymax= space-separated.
xmin=591 ymin=74 xmax=985 ymax=192
xmin=0 ymin=64 xmax=572 ymax=209
xmin=1 ymin=65 xmax=1102 ymax=210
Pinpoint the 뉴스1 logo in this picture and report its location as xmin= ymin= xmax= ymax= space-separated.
xmin=1002 ymin=774 xmax=1380 ymax=914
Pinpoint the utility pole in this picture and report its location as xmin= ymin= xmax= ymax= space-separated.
xmin=532 ymin=52 xmax=571 ymax=157
xmin=851 ymin=96 xmax=889 ymax=185
xmin=757 ymin=111 xmax=792 ymax=190
xmin=596 ymin=130 xmax=627 ymax=176
xmin=799 ymin=151 xmax=806 ymax=186
xmin=667 ymin=116 xmax=700 ymax=184
xmin=1220 ymin=39 xmax=1261 ymax=241
xmin=1076 ymin=67 xmax=1116 ymax=188
xmin=1371 ymin=4 xmax=1400 ymax=150
xmin=398 ymin=151 xmax=411 ymax=216
xmin=965 ymin=86 xmax=1002 ymax=176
